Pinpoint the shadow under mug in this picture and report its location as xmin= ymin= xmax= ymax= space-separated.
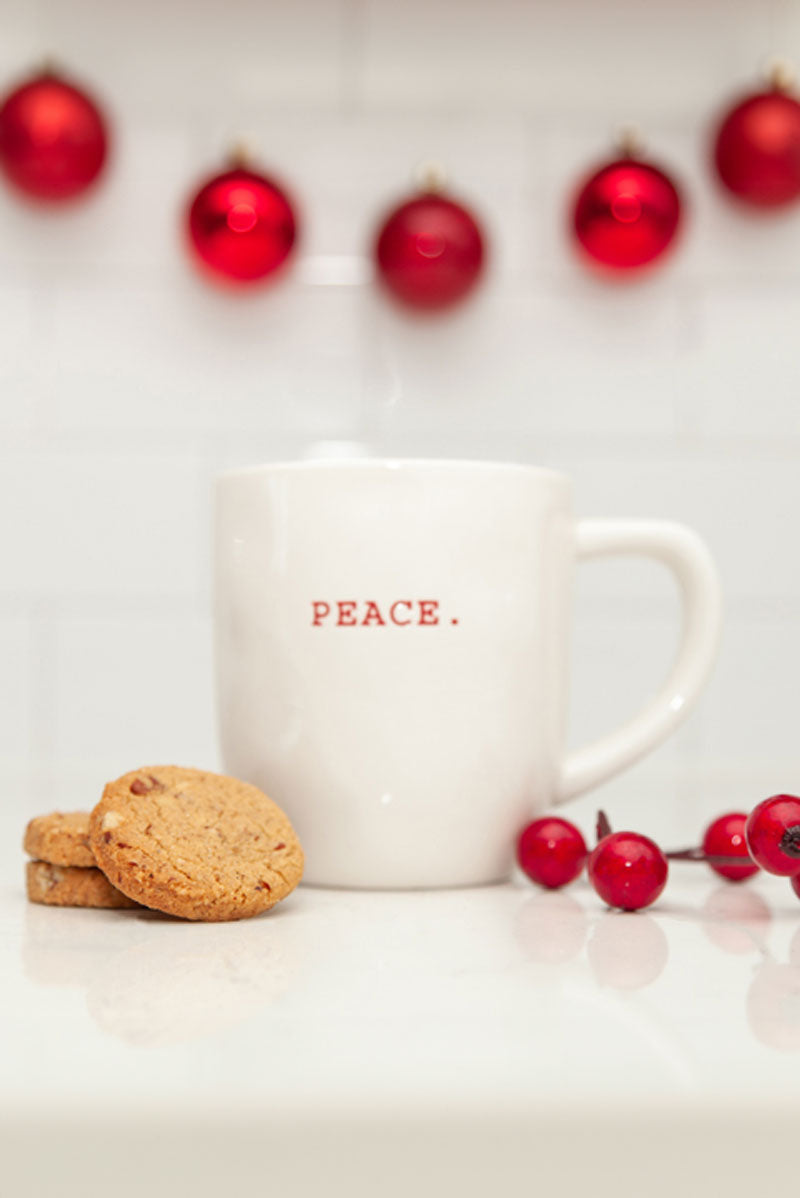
xmin=214 ymin=460 xmax=722 ymax=888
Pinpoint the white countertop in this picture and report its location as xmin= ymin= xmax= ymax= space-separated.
xmin=3 ymin=870 xmax=800 ymax=1197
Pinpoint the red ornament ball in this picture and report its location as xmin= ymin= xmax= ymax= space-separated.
xmin=0 ymin=69 xmax=108 ymax=201
xmin=701 ymin=811 xmax=759 ymax=883
xmin=587 ymin=831 xmax=668 ymax=912
xmin=714 ymin=88 xmax=800 ymax=207
xmin=572 ymin=157 xmax=682 ymax=271
xmin=187 ymin=167 xmax=297 ymax=284
xmin=745 ymin=794 xmax=800 ymax=876
xmin=375 ymin=191 xmax=485 ymax=310
xmin=516 ymin=817 xmax=588 ymax=889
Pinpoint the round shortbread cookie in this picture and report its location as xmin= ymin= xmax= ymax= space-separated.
xmin=88 ymin=766 xmax=304 ymax=922
xmin=23 ymin=811 xmax=95 ymax=868
xmin=26 ymin=860 xmax=141 ymax=909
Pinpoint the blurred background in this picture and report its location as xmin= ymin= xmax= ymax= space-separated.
xmin=2 ymin=0 xmax=799 ymax=863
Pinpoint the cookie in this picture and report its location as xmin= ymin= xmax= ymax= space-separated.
xmin=26 ymin=860 xmax=141 ymax=909
xmin=23 ymin=811 xmax=95 ymax=868
xmin=88 ymin=766 xmax=304 ymax=922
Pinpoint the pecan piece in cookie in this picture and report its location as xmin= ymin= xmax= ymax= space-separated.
xmin=129 ymin=774 xmax=165 ymax=795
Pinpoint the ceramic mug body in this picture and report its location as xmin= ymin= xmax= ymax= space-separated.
xmin=214 ymin=461 xmax=722 ymax=888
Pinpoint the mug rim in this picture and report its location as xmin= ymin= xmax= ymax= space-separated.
xmin=217 ymin=458 xmax=569 ymax=484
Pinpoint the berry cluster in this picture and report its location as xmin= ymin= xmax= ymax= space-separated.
xmin=516 ymin=794 xmax=800 ymax=912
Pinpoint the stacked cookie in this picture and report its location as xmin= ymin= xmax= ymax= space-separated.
xmin=23 ymin=765 xmax=304 ymax=922
xmin=25 ymin=811 xmax=141 ymax=910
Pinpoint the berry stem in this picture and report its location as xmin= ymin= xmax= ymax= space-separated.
xmin=666 ymin=846 xmax=754 ymax=867
xmin=596 ymin=810 xmax=612 ymax=843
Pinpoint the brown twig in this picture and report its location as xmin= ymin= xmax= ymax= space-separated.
xmin=596 ymin=810 xmax=612 ymax=843
xmin=666 ymin=846 xmax=755 ymax=867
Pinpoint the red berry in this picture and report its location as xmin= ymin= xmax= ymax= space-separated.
xmin=745 ymin=795 xmax=800 ymax=876
xmin=516 ymin=817 xmax=588 ymax=889
xmin=588 ymin=831 xmax=668 ymax=911
xmin=701 ymin=812 xmax=759 ymax=882
xmin=791 ymin=874 xmax=800 ymax=901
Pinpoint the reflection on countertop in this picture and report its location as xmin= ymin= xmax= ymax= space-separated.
xmin=23 ymin=902 xmax=303 ymax=1046
xmin=10 ymin=871 xmax=800 ymax=1111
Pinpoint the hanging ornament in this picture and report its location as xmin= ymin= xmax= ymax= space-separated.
xmin=713 ymin=64 xmax=800 ymax=207
xmin=0 ymin=66 xmax=108 ymax=201
xmin=186 ymin=151 xmax=298 ymax=285
xmin=571 ymin=132 xmax=683 ymax=272
xmin=374 ymin=166 xmax=486 ymax=310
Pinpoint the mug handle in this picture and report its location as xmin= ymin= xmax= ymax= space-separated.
xmin=557 ymin=519 xmax=722 ymax=803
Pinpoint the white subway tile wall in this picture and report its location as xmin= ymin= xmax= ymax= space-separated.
xmin=2 ymin=0 xmax=799 ymax=845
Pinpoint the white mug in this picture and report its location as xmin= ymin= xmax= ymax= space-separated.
xmin=214 ymin=460 xmax=721 ymax=888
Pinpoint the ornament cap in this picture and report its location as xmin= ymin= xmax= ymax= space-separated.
xmin=614 ymin=124 xmax=646 ymax=160
xmin=413 ymin=160 xmax=449 ymax=194
xmin=226 ymin=137 xmax=259 ymax=171
xmin=766 ymin=57 xmax=796 ymax=93
xmin=37 ymin=55 xmax=59 ymax=77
